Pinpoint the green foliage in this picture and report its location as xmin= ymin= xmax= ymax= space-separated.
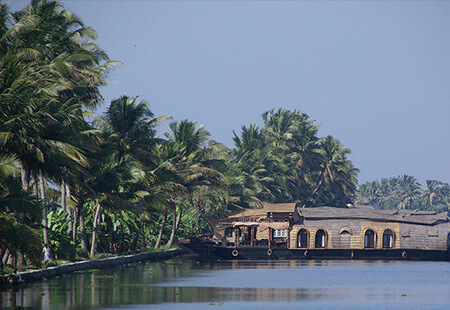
xmin=227 ymin=108 xmax=359 ymax=208
xmin=0 ymin=155 xmax=43 ymax=266
xmin=356 ymin=175 xmax=450 ymax=212
xmin=98 ymin=209 xmax=143 ymax=253
xmin=46 ymin=208 xmax=73 ymax=259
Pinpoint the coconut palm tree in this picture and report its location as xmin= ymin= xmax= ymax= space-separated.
xmin=232 ymin=124 xmax=266 ymax=157
xmin=281 ymin=113 xmax=321 ymax=203
xmin=94 ymin=96 xmax=170 ymax=166
xmin=355 ymin=181 xmax=380 ymax=207
xmin=422 ymin=180 xmax=443 ymax=207
xmin=161 ymin=120 xmax=208 ymax=247
xmin=0 ymin=1 xmax=122 ymax=263
xmin=0 ymin=0 xmax=116 ymax=253
xmin=230 ymin=123 xmax=290 ymax=205
xmin=0 ymin=154 xmax=43 ymax=267
xmin=396 ymin=175 xmax=422 ymax=209
xmin=306 ymin=135 xmax=358 ymax=207
xmin=262 ymin=108 xmax=299 ymax=147
xmin=161 ymin=120 xmax=225 ymax=247
xmin=86 ymin=96 xmax=170 ymax=255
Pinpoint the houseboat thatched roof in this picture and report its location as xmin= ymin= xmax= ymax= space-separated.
xmin=298 ymin=206 xmax=449 ymax=225
xmin=216 ymin=203 xmax=448 ymax=226
xmin=224 ymin=203 xmax=297 ymax=220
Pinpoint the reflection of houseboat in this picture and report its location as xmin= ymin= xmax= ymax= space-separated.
xmin=178 ymin=203 xmax=450 ymax=261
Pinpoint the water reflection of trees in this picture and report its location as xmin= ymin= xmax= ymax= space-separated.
xmin=0 ymin=261 xmax=193 ymax=309
xmin=2 ymin=260 xmax=337 ymax=308
xmin=0 ymin=259 xmax=435 ymax=308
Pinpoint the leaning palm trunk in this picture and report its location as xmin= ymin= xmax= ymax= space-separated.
xmin=302 ymin=173 xmax=325 ymax=208
xmin=70 ymin=207 xmax=78 ymax=261
xmin=166 ymin=205 xmax=182 ymax=248
xmin=62 ymin=181 xmax=77 ymax=260
xmin=78 ymin=204 xmax=89 ymax=258
xmin=32 ymin=172 xmax=39 ymax=196
xmin=67 ymin=207 xmax=74 ymax=253
xmin=140 ymin=224 xmax=147 ymax=250
xmin=16 ymin=250 xmax=25 ymax=267
xmin=61 ymin=180 xmax=66 ymax=212
xmin=39 ymin=171 xmax=49 ymax=245
xmin=90 ymin=203 xmax=102 ymax=257
xmin=21 ymin=167 xmax=30 ymax=191
xmin=310 ymin=177 xmax=325 ymax=206
xmin=63 ymin=181 xmax=74 ymax=250
xmin=2 ymin=249 xmax=10 ymax=267
xmin=17 ymin=171 xmax=40 ymax=266
xmin=155 ymin=209 xmax=168 ymax=249
xmin=17 ymin=168 xmax=30 ymax=266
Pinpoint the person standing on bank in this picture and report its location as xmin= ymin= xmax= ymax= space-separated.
xmin=43 ymin=244 xmax=51 ymax=268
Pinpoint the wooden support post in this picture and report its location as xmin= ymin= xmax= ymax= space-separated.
xmin=250 ymin=227 xmax=254 ymax=247
xmin=287 ymin=228 xmax=290 ymax=248
xmin=268 ymin=228 xmax=272 ymax=248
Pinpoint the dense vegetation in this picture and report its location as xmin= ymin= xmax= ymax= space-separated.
xmin=356 ymin=176 xmax=450 ymax=213
xmin=0 ymin=1 xmax=447 ymax=270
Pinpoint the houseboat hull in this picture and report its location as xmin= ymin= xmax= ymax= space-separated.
xmin=178 ymin=238 xmax=450 ymax=261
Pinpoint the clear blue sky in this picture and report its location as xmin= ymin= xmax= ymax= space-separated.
xmin=9 ymin=1 xmax=450 ymax=186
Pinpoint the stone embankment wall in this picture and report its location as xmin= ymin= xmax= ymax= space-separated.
xmin=0 ymin=248 xmax=187 ymax=286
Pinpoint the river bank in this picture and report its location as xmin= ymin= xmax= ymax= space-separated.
xmin=0 ymin=248 xmax=187 ymax=286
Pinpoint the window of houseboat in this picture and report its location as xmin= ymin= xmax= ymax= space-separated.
xmin=315 ymin=229 xmax=326 ymax=248
xmin=447 ymin=232 xmax=450 ymax=250
xmin=297 ymin=229 xmax=308 ymax=248
xmin=382 ymin=229 xmax=394 ymax=249
xmin=273 ymin=229 xmax=287 ymax=238
xmin=364 ymin=229 xmax=376 ymax=248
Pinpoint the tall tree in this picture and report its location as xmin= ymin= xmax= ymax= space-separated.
xmin=306 ymin=135 xmax=358 ymax=207
xmin=95 ymin=96 xmax=170 ymax=166
xmin=422 ymin=180 xmax=443 ymax=207
xmin=162 ymin=120 xmax=224 ymax=247
xmin=396 ymin=175 xmax=422 ymax=209
xmin=0 ymin=0 xmax=116 ymax=254
xmin=0 ymin=154 xmax=43 ymax=266
xmin=88 ymin=96 xmax=169 ymax=256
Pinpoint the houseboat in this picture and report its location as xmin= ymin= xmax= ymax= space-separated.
xmin=178 ymin=203 xmax=450 ymax=261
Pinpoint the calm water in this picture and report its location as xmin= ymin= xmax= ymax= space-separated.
xmin=1 ymin=257 xmax=449 ymax=310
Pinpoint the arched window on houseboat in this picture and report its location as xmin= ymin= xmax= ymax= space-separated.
xmin=315 ymin=229 xmax=327 ymax=248
xmin=364 ymin=229 xmax=376 ymax=249
xmin=447 ymin=232 xmax=450 ymax=250
xmin=297 ymin=229 xmax=308 ymax=248
xmin=382 ymin=229 xmax=394 ymax=249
